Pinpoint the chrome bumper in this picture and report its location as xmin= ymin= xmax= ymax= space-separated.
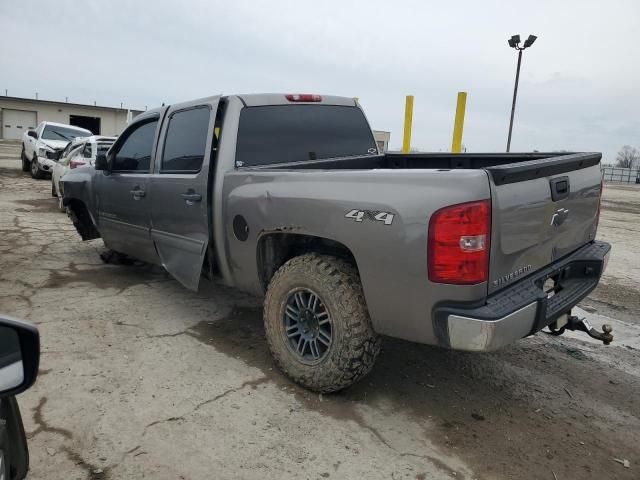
xmin=434 ymin=240 xmax=611 ymax=352
xmin=447 ymin=303 xmax=537 ymax=351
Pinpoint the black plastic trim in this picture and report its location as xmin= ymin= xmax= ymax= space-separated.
xmin=486 ymin=152 xmax=601 ymax=186
xmin=550 ymin=176 xmax=570 ymax=201
xmin=433 ymin=241 xmax=610 ymax=347
xmin=0 ymin=396 xmax=29 ymax=478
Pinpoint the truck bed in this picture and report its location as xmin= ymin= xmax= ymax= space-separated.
xmin=250 ymin=150 xmax=603 ymax=297
xmin=261 ymin=151 xmax=601 ymax=185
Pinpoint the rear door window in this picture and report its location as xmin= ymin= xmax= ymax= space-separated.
xmin=160 ymin=107 xmax=210 ymax=173
xmin=235 ymin=105 xmax=377 ymax=167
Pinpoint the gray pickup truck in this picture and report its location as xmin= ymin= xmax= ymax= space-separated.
xmin=62 ymin=93 xmax=611 ymax=392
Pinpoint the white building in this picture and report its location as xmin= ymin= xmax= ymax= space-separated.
xmin=373 ymin=130 xmax=390 ymax=152
xmin=0 ymin=95 xmax=143 ymax=140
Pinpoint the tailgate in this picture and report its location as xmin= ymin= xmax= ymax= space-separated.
xmin=485 ymin=153 xmax=602 ymax=294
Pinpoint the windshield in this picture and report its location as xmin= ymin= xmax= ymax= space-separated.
xmin=235 ymin=105 xmax=377 ymax=167
xmin=42 ymin=125 xmax=90 ymax=141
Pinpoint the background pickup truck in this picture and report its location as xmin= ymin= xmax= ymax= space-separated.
xmin=22 ymin=122 xmax=92 ymax=179
xmin=62 ymin=93 xmax=611 ymax=392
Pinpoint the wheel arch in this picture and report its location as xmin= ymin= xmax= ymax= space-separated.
xmin=256 ymin=232 xmax=359 ymax=293
xmin=65 ymin=198 xmax=101 ymax=241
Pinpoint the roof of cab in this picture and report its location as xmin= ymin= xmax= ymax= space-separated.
xmin=236 ymin=93 xmax=357 ymax=107
xmin=136 ymin=93 xmax=358 ymax=121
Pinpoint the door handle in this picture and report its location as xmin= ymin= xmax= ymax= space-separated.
xmin=181 ymin=192 xmax=202 ymax=203
xmin=130 ymin=188 xmax=146 ymax=198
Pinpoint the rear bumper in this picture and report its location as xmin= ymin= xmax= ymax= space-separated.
xmin=433 ymin=240 xmax=611 ymax=352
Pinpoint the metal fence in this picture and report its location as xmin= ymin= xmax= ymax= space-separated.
xmin=601 ymin=166 xmax=640 ymax=183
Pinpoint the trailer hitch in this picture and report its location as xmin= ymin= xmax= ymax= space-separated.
xmin=546 ymin=315 xmax=613 ymax=345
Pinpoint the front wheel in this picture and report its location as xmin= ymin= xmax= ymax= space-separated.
xmin=264 ymin=254 xmax=381 ymax=393
xmin=30 ymin=155 xmax=43 ymax=179
xmin=20 ymin=147 xmax=30 ymax=172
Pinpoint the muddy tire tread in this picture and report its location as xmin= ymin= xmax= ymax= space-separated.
xmin=264 ymin=254 xmax=381 ymax=393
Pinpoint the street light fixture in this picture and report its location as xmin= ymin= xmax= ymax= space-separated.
xmin=506 ymin=34 xmax=537 ymax=152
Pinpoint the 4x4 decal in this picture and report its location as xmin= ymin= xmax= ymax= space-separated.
xmin=345 ymin=209 xmax=395 ymax=225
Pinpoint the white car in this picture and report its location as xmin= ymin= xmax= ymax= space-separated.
xmin=52 ymin=136 xmax=116 ymax=210
xmin=21 ymin=122 xmax=92 ymax=179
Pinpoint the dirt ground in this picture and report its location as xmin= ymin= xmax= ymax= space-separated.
xmin=0 ymin=144 xmax=638 ymax=480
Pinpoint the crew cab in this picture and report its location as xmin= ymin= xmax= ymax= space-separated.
xmin=62 ymin=93 xmax=611 ymax=392
xmin=21 ymin=122 xmax=91 ymax=179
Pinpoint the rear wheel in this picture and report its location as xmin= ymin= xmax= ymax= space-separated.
xmin=264 ymin=254 xmax=381 ymax=393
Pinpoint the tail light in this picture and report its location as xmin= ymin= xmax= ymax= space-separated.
xmin=285 ymin=94 xmax=322 ymax=102
xmin=70 ymin=159 xmax=86 ymax=169
xmin=428 ymin=200 xmax=491 ymax=284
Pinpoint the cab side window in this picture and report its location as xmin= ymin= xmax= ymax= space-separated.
xmin=160 ymin=107 xmax=210 ymax=173
xmin=112 ymin=119 xmax=158 ymax=172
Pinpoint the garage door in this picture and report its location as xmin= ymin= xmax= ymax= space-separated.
xmin=2 ymin=109 xmax=37 ymax=140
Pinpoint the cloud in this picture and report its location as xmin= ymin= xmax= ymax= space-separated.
xmin=1 ymin=0 xmax=638 ymax=161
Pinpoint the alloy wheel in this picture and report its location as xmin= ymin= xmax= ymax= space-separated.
xmin=282 ymin=288 xmax=332 ymax=363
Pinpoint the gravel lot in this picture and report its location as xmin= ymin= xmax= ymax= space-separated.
xmin=1 ymin=143 xmax=639 ymax=480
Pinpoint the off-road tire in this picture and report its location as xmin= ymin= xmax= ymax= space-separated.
xmin=264 ymin=254 xmax=381 ymax=393
xmin=21 ymin=147 xmax=30 ymax=172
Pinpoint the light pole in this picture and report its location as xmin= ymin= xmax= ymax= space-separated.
xmin=506 ymin=34 xmax=537 ymax=152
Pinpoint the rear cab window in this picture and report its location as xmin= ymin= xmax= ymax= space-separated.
xmin=235 ymin=105 xmax=377 ymax=167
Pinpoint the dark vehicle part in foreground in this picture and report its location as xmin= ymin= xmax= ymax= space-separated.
xmin=62 ymin=93 xmax=612 ymax=392
xmin=0 ymin=315 xmax=40 ymax=480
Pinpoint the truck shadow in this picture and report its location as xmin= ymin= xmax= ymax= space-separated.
xmin=187 ymin=305 xmax=640 ymax=480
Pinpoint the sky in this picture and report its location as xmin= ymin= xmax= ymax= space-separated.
xmin=1 ymin=0 xmax=638 ymax=162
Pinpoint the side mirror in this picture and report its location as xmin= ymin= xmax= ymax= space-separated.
xmin=27 ymin=130 xmax=37 ymax=139
xmin=0 ymin=316 xmax=39 ymax=398
xmin=95 ymin=152 xmax=108 ymax=171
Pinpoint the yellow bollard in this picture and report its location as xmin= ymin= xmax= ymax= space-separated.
xmin=402 ymin=95 xmax=414 ymax=153
xmin=451 ymin=92 xmax=467 ymax=153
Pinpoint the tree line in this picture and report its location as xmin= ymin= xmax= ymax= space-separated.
xmin=616 ymin=145 xmax=640 ymax=169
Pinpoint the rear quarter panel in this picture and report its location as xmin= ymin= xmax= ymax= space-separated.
xmin=221 ymin=168 xmax=491 ymax=344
